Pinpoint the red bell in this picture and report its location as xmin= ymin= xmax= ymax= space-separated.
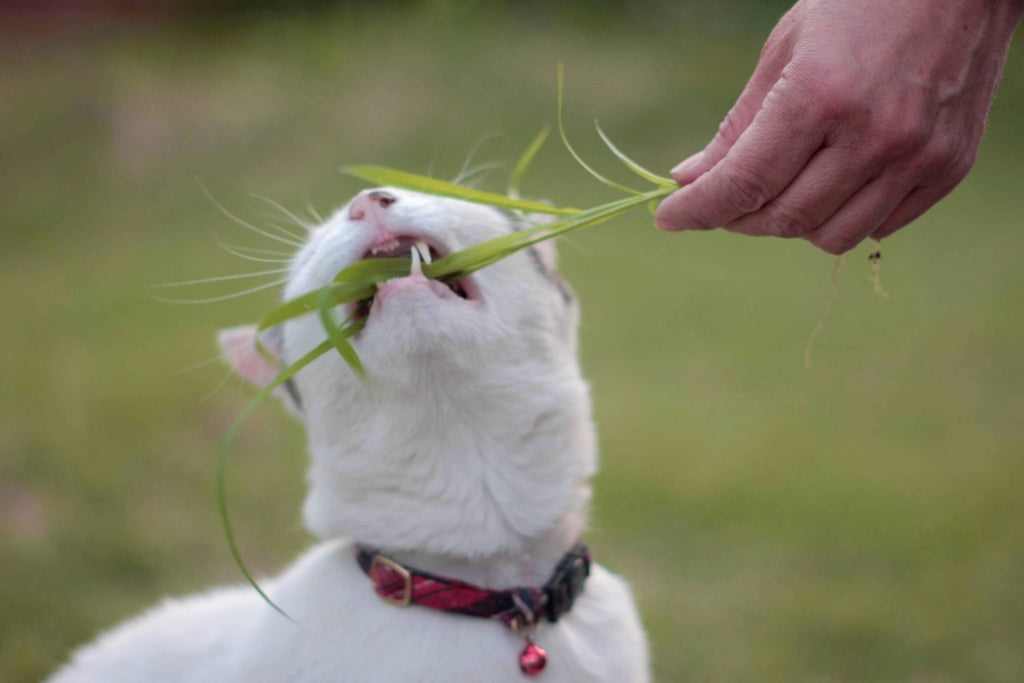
xmin=518 ymin=639 xmax=547 ymax=676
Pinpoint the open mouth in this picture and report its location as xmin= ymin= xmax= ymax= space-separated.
xmin=349 ymin=235 xmax=476 ymax=323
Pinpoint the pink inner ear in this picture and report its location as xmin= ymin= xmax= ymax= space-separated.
xmin=218 ymin=325 xmax=279 ymax=387
xmin=533 ymin=238 xmax=558 ymax=272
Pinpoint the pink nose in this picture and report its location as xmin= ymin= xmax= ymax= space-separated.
xmin=349 ymin=189 xmax=398 ymax=221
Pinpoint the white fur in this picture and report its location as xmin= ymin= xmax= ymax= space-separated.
xmin=49 ymin=188 xmax=650 ymax=682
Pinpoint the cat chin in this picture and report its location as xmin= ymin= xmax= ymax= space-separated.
xmin=363 ymin=287 xmax=480 ymax=337
xmin=353 ymin=312 xmax=500 ymax=376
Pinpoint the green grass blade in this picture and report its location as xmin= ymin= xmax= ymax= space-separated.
xmin=263 ymin=187 xmax=676 ymax=338
xmin=556 ymin=65 xmax=643 ymax=197
xmin=257 ymin=260 xmax=411 ymax=333
xmin=217 ymin=338 xmax=334 ymax=623
xmin=423 ymin=224 xmax=547 ymax=281
xmin=317 ymin=286 xmax=364 ymax=376
xmin=509 ymin=125 xmax=550 ymax=200
xmin=342 ymin=165 xmax=581 ymax=216
xmin=594 ymin=120 xmax=677 ymax=188
xmin=258 ymin=292 xmax=317 ymax=331
xmin=332 ymin=257 xmax=411 ymax=284
xmin=426 ymin=187 xmax=674 ymax=282
xmin=513 ymin=188 xmax=674 ymax=252
xmin=258 ymin=281 xmax=375 ymax=332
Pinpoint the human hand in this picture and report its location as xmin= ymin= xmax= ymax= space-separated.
xmin=654 ymin=0 xmax=1024 ymax=254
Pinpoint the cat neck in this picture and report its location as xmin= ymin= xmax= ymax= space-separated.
xmin=301 ymin=355 xmax=597 ymax=569
xmin=361 ymin=512 xmax=585 ymax=589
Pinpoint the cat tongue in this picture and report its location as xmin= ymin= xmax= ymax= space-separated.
xmin=374 ymin=272 xmax=455 ymax=303
xmin=371 ymin=247 xmax=450 ymax=301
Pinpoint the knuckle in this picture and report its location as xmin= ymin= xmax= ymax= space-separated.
xmin=716 ymin=107 xmax=747 ymax=146
xmin=818 ymin=88 xmax=858 ymax=122
xmin=917 ymin=143 xmax=960 ymax=176
xmin=719 ymin=166 xmax=774 ymax=214
xmin=862 ymin=119 xmax=926 ymax=164
xmin=892 ymin=115 xmax=933 ymax=152
xmin=947 ymin=151 xmax=976 ymax=182
xmin=793 ymin=68 xmax=860 ymax=121
xmin=764 ymin=202 xmax=818 ymax=238
xmin=942 ymin=135 xmax=978 ymax=180
xmin=869 ymin=97 xmax=936 ymax=157
xmin=914 ymin=134 xmax=975 ymax=183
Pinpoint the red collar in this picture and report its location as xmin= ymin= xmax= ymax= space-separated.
xmin=355 ymin=543 xmax=592 ymax=676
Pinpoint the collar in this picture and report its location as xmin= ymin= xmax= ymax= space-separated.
xmin=355 ymin=542 xmax=592 ymax=676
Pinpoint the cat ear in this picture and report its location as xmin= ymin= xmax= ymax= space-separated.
xmin=532 ymin=237 xmax=559 ymax=273
xmin=217 ymin=324 xmax=280 ymax=387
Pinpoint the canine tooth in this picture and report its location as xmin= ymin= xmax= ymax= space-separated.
xmin=415 ymin=241 xmax=432 ymax=265
xmin=410 ymin=245 xmax=422 ymax=274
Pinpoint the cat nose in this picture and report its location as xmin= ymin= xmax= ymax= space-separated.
xmin=349 ymin=190 xmax=398 ymax=221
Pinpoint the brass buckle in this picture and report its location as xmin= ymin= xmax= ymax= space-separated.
xmin=369 ymin=554 xmax=413 ymax=607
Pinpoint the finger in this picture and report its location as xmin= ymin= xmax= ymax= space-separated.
xmin=805 ymin=177 xmax=914 ymax=255
xmin=655 ymin=81 xmax=827 ymax=233
xmin=671 ymin=32 xmax=793 ymax=185
xmin=669 ymin=151 xmax=704 ymax=184
xmin=723 ymin=144 xmax=876 ymax=238
xmin=870 ymin=182 xmax=958 ymax=240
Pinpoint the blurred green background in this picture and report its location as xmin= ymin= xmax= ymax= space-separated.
xmin=2 ymin=2 xmax=1023 ymax=681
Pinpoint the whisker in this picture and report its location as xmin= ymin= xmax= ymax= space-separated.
xmin=304 ymin=200 xmax=324 ymax=224
xmin=251 ymin=194 xmax=314 ymax=233
xmin=218 ymin=243 xmax=293 ymax=264
xmin=453 ymin=131 xmax=503 ymax=185
xmin=153 ymin=268 xmax=290 ymax=288
xmin=178 ymin=350 xmax=232 ymax=373
xmin=151 ymin=278 xmax=289 ymax=305
xmin=215 ymin=242 xmax=293 ymax=257
xmin=457 ymin=161 xmax=506 ymax=188
xmin=261 ymin=221 xmax=307 ymax=242
xmin=248 ymin=217 xmax=305 ymax=242
xmin=197 ymin=181 xmax=304 ymax=248
xmin=425 ymin=144 xmax=441 ymax=179
xmin=199 ymin=365 xmax=237 ymax=402
xmin=558 ymin=235 xmax=590 ymax=257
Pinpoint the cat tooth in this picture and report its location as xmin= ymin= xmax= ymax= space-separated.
xmin=415 ymin=241 xmax=432 ymax=265
xmin=410 ymin=245 xmax=422 ymax=274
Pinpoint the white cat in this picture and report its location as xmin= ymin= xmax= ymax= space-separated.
xmin=49 ymin=188 xmax=650 ymax=683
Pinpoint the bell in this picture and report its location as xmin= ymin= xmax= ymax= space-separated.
xmin=518 ymin=639 xmax=547 ymax=676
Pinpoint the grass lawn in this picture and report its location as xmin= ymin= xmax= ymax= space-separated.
xmin=2 ymin=4 xmax=1023 ymax=681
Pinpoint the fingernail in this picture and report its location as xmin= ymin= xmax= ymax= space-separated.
xmin=671 ymin=151 xmax=704 ymax=180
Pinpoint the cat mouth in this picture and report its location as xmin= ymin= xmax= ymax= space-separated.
xmin=348 ymin=235 xmax=478 ymax=324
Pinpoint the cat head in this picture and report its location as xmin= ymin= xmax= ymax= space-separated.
xmin=219 ymin=188 xmax=595 ymax=557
